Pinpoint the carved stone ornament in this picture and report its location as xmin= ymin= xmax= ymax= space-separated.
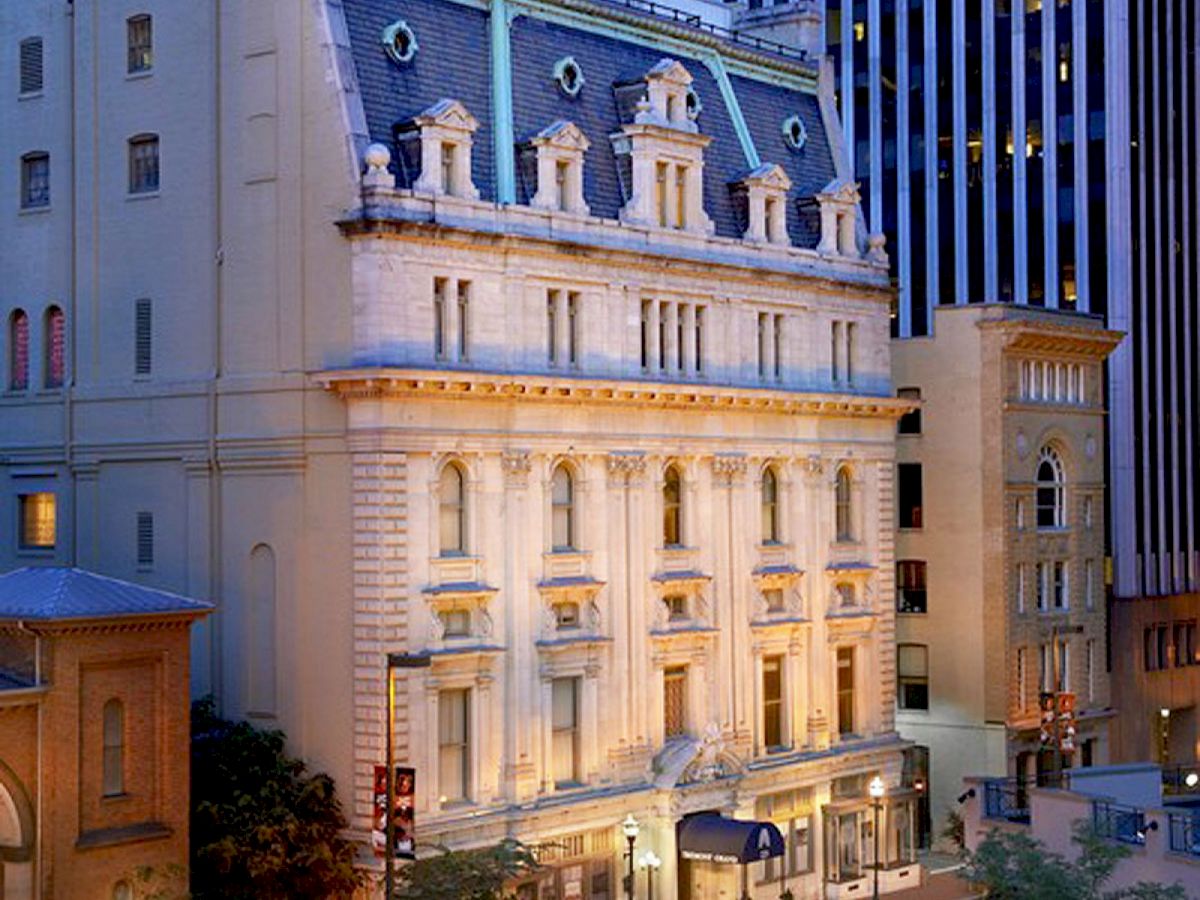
xmin=711 ymin=454 xmax=748 ymax=483
xmin=501 ymin=449 xmax=532 ymax=486
xmin=607 ymin=452 xmax=647 ymax=485
xmin=681 ymin=722 xmax=745 ymax=785
xmin=803 ymin=455 xmax=826 ymax=478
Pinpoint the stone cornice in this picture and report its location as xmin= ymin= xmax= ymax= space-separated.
xmin=314 ymin=367 xmax=916 ymax=420
xmin=976 ymin=315 xmax=1124 ymax=359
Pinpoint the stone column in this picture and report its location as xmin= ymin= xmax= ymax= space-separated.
xmin=802 ymin=455 xmax=831 ymax=751
xmin=745 ymin=186 xmax=766 ymax=242
xmin=501 ymin=450 xmax=537 ymax=800
xmin=838 ymin=206 xmax=858 ymax=257
xmin=818 ymin=203 xmax=839 ymax=254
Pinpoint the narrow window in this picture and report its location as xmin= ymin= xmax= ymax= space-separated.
xmin=757 ymin=313 xmax=768 ymax=379
xmin=761 ymin=467 xmax=779 ymax=544
xmin=19 ymin=492 xmax=55 ymax=549
xmin=1016 ymin=564 xmax=1026 ymax=614
xmin=456 ymin=281 xmax=470 ymax=361
xmin=547 ymin=290 xmax=558 ymax=365
xmin=773 ymin=314 xmax=783 ymax=379
xmin=1085 ymin=560 xmax=1095 ymax=610
xmin=1016 ymin=498 xmax=1026 ymax=530
xmin=640 ymin=300 xmax=650 ymax=370
xmin=896 ymin=560 xmax=927 ymax=614
xmin=555 ymin=160 xmax=569 ymax=212
xmin=896 ymin=387 xmax=922 ymax=434
xmin=1157 ymin=625 xmax=1170 ymax=670
xmin=551 ymin=677 xmax=580 ymax=786
xmin=9 ymin=309 xmax=29 ymax=389
xmin=674 ymin=164 xmax=686 ymax=228
xmin=1053 ymin=560 xmax=1067 ymax=609
xmin=662 ymin=465 xmax=682 ymax=547
xmin=1143 ymin=627 xmax=1155 ymax=671
xmin=438 ymin=462 xmax=466 ymax=556
xmin=19 ymin=37 xmax=43 ymax=94
xmin=897 ymin=644 xmax=929 ymax=710
xmin=433 ymin=278 xmax=447 ymax=359
xmin=830 ymin=321 xmax=841 ymax=381
xmin=20 ymin=152 xmax=49 ymax=208
xmin=845 ymin=323 xmax=856 ymax=384
xmin=694 ymin=305 xmax=705 ymax=374
xmin=567 ymin=292 xmax=579 ymax=366
xmin=763 ymin=655 xmax=784 ymax=749
xmin=1016 ymin=648 xmax=1028 ymax=710
xmin=1039 ymin=643 xmax=1051 ymax=692
xmin=437 ymin=689 xmax=470 ymax=804
xmin=102 ymin=699 xmax=125 ymax=796
xmin=1084 ymin=496 xmax=1094 ymax=529
xmin=676 ymin=305 xmax=685 ymax=373
xmin=126 ymin=15 xmax=153 ymax=74
xmin=656 ymin=162 xmax=669 ymax=227
xmin=764 ymin=196 xmax=778 ymax=239
xmin=550 ymin=464 xmax=574 ymax=551
xmin=440 ymin=142 xmax=455 ymax=194
xmin=134 ymin=298 xmax=152 ymax=374
xmin=1036 ymin=562 xmax=1048 ymax=611
xmin=1036 ymin=447 xmax=1065 ymax=529
xmin=898 ymin=463 xmax=923 ymax=528
xmin=664 ymin=666 xmax=687 ymax=738
xmin=1086 ymin=639 xmax=1095 ymax=701
xmin=43 ymin=306 xmax=64 ymax=388
xmin=835 ymin=466 xmax=853 ymax=542
xmin=657 ymin=301 xmax=667 ymax=372
xmin=128 ymin=134 xmax=160 ymax=194
xmin=1056 ymin=640 xmax=1069 ymax=692
xmin=836 ymin=647 xmax=855 ymax=735
xmin=136 ymin=511 xmax=153 ymax=569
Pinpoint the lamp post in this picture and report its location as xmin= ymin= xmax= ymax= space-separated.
xmin=622 ymin=814 xmax=640 ymax=900
xmin=385 ymin=652 xmax=431 ymax=900
xmin=639 ymin=850 xmax=661 ymax=900
xmin=869 ymin=776 xmax=885 ymax=900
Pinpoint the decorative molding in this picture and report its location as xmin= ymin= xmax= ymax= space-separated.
xmin=501 ymin=449 xmax=533 ymax=487
xmin=606 ymin=452 xmax=647 ymax=485
xmin=710 ymin=453 xmax=748 ymax=484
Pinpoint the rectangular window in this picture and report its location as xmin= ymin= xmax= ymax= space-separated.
xmin=897 ymin=644 xmax=929 ymax=710
xmin=1157 ymin=625 xmax=1169 ymax=670
xmin=757 ymin=313 xmax=768 ymax=379
xmin=640 ymin=300 xmax=650 ymax=370
xmin=674 ymin=164 xmax=686 ymax=228
xmin=1017 ymin=647 xmax=1028 ymax=711
xmin=664 ymin=666 xmax=687 ymax=738
xmin=433 ymin=277 xmax=447 ymax=359
xmin=1144 ymin=627 xmax=1156 ymax=672
xmin=20 ymin=153 xmax=49 ymax=208
xmin=763 ymin=588 xmax=784 ymax=613
xmin=664 ymin=594 xmax=687 ymax=621
xmin=567 ymin=292 xmax=579 ymax=366
xmin=1085 ymin=560 xmax=1095 ymax=610
xmin=1016 ymin=498 xmax=1026 ymax=531
xmin=555 ymin=160 xmax=569 ymax=212
xmin=134 ymin=298 xmax=152 ymax=374
xmin=136 ymin=511 xmax=153 ymax=569
xmin=1052 ymin=561 xmax=1067 ymax=609
xmin=830 ymin=321 xmax=841 ymax=381
xmin=836 ymin=647 xmax=855 ymax=735
xmin=19 ymin=37 xmax=43 ymax=94
xmin=1039 ymin=643 xmax=1051 ymax=692
xmin=1057 ymin=640 xmax=1069 ymax=692
xmin=773 ymin=314 xmax=783 ymax=379
xmin=1186 ymin=622 xmax=1198 ymax=666
xmin=845 ymin=322 xmax=856 ymax=384
xmin=898 ymin=463 xmax=923 ymax=528
xmin=656 ymin=162 xmax=669 ymax=227
xmin=763 ymin=655 xmax=784 ymax=750
xmin=19 ymin=492 xmax=55 ymax=549
xmin=438 ymin=689 xmax=470 ymax=804
xmin=128 ymin=135 xmax=159 ymax=193
xmin=127 ymin=15 xmax=152 ymax=73
xmin=694 ymin=305 xmax=705 ymax=374
xmin=1086 ymin=639 xmax=1095 ymax=702
xmin=456 ymin=281 xmax=470 ymax=361
xmin=440 ymin=143 xmax=455 ymax=194
xmin=657 ymin=301 xmax=667 ymax=372
xmin=1016 ymin=564 xmax=1026 ymax=614
xmin=1036 ymin=562 xmax=1048 ymax=611
xmin=896 ymin=560 xmax=927 ymax=614
xmin=551 ymin=677 xmax=581 ymax=786
xmin=897 ymin=387 xmax=921 ymax=434
xmin=547 ymin=289 xmax=558 ymax=365
xmin=440 ymin=609 xmax=470 ymax=637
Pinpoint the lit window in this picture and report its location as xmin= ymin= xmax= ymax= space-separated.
xmin=550 ymin=464 xmax=574 ymax=551
xmin=551 ymin=677 xmax=580 ymax=786
xmin=1036 ymin=447 xmax=1065 ymax=529
xmin=128 ymin=134 xmax=159 ymax=193
xmin=21 ymin=152 xmax=49 ymax=208
xmin=438 ymin=462 xmax=466 ymax=556
xmin=19 ymin=492 xmax=55 ymax=549
xmin=835 ymin=466 xmax=853 ymax=541
xmin=762 ymin=467 xmax=780 ymax=544
xmin=763 ymin=655 xmax=785 ymax=749
xmin=127 ymin=15 xmax=152 ymax=73
xmin=19 ymin=37 xmax=43 ymax=95
xmin=664 ymin=666 xmax=687 ymax=738
xmin=662 ymin=465 xmax=682 ymax=547
xmin=836 ymin=647 xmax=855 ymax=735
xmin=896 ymin=561 xmax=927 ymax=614
xmin=897 ymin=644 xmax=929 ymax=710
xmin=43 ymin=306 xmax=64 ymax=388
xmin=9 ymin=309 xmax=29 ymax=389
xmin=437 ymin=689 xmax=470 ymax=804
xmin=102 ymin=699 xmax=125 ymax=795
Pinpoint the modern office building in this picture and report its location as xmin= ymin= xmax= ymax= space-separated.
xmin=0 ymin=0 xmax=927 ymax=896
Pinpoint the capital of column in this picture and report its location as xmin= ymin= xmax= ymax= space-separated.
xmin=501 ymin=449 xmax=532 ymax=487
xmin=607 ymin=451 xmax=647 ymax=487
xmin=710 ymin=453 xmax=747 ymax=485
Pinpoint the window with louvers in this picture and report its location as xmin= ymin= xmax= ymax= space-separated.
xmin=136 ymin=511 xmax=153 ymax=568
xmin=19 ymin=38 xmax=43 ymax=94
xmin=135 ymin=298 xmax=152 ymax=374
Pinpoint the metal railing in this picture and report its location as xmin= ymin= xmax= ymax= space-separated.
xmin=981 ymin=774 xmax=1069 ymax=824
xmin=598 ymin=0 xmax=811 ymax=62
xmin=1167 ymin=812 xmax=1200 ymax=857
xmin=1093 ymin=801 xmax=1147 ymax=846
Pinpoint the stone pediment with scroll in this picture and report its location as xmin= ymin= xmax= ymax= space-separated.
xmin=650 ymin=723 xmax=746 ymax=788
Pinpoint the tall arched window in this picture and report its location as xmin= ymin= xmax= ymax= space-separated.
xmin=550 ymin=464 xmax=575 ymax=551
xmin=1036 ymin=447 xmax=1065 ymax=530
xmin=761 ymin=467 xmax=779 ymax=544
xmin=102 ymin=699 xmax=124 ymax=796
xmin=44 ymin=305 xmax=64 ymax=388
xmin=9 ymin=309 xmax=29 ymax=390
xmin=438 ymin=462 xmax=466 ymax=555
xmin=663 ymin=464 xmax=682 ymax=547
xmin=835 ymin=466 xmax=853 ymax=542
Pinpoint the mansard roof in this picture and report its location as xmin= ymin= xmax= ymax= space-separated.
xmin=342 ymin=0 xmax=838 ymax=247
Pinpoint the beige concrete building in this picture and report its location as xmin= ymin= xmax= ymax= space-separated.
xmin=891 ymin=304 xmax=1121 ymax=842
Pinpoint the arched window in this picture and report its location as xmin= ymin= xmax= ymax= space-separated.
xmin=9 ymin=309 xmax=29 ymax=390
xmin=1036 ymin=447 xmax=1065 ymax=530
xmin=44 ymin=305 xmax=64 ymax=388
xmin=663 ymin=464 xmax=682 ymax=547
xmin=550 ymin=464 xmax=574 ymax=551
xmin=761 ymin=467 xmax=779 ymax=544
xmin=438 ymin=462 xmax=466 ymax=555
xmin=113 ymin=882 xmax=133 ymax=900
xmin=102 ymin=699 xmax=124 ymax=796
xmin=835 ymin=466 xmax=853 ymax=542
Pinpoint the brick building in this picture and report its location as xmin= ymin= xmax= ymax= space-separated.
xmin=0 ymin=567 xmax=210 ymax=900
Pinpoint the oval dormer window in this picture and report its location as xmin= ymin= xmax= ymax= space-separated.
xmin=685 ymin=87 xmax=702 ymax=121
xmin=554 ymin=56 xmax=585 ymax=98
xmin=382 ymin=20 xmax=418 ymax=66
xmin=782 ymin=114 xmax=808 ymax=151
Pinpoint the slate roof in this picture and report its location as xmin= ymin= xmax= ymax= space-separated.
xmin=0 ymin=567 xmax=213 ymax=622
xmin=342 ymin=0 xmax=837 ymax=247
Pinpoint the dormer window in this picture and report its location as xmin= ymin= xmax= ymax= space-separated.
xmin=528 ymin=120 xmax=589 ymax=215
xmin=734 ymin=163 xmax=792 ymax=244
xmin=816 ymin=178 xmax=861 ymax=258
xmin=406 ymin=99 xmax=480 ymax=200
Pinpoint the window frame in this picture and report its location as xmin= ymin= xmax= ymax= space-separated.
xmin=1035 ymin=447 xmax=1066 ymax=530
xmin=102 ymin=698 xmax=125 ymax=796
xmin=18 ymin=491 xmax=56 ymax=550
xmin=127 ymin=133 xmax=160 ymax=195
xmin=19 ymin=37 xmax=44 ymax=96
xmin=762 ymin=654 xmax=785 ymax=751
xmin=550 ymin=463 xmax=575 ymax=552
xmin=897 ymin=462 xmax=923 ymax=529
xmin=126 ymin=14 xmax=153 ymax=74
xmin=437 ymin=461 xmax=468 ymax=557
xmin=761 ymin=466 xmax=780 ymax=544
xmin=20 ymin=151 xmax=50 ymax=209
xmin=897 ymin=644 xmax=930 ymax=711
xmin=9 ymin=308 xmax=30 ymax=390
xmin=43 ymin=305 xmax=65 ymax=389
xmin=663 ymin=665 xmax=687 ymax=739
xmin=836 ymin=646 xmax=855 ymax=736
xmin=551 ymin=676 xmax=581 ymax=787
xmin=662 ymin=464 xmax=683 ymax=548
xmin=834 ymin=466 xmax=853 ymax=542
xmin=896 ymin=387 xmax=921 ymax=434
xmin=896 ymin=560 xmax=927 ymax=614
xmin=437 ymin=688 xmax=471 ymax=805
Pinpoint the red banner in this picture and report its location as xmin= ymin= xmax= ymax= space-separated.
xmin=372 ymin=765 xmax=416 ymax=860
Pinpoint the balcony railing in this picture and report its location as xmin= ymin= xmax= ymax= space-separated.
xmin=1167 ymin=812 xmax=1200 ymax=857
xmin=982 ymin=774 xmax=1068 ymax=824
xmin=597 ymin=0 xmax=811 ymax=62
xmin=1093 ymin=801 xmax=1147 ymax=846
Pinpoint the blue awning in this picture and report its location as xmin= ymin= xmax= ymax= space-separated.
xmin=677 ymin=814 xmax=785 ymax=865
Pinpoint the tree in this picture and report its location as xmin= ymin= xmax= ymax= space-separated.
xmin=190 ymin=699 xmax=364 ymax=899
xmin=962 ymin=821 xmax=1187 ymax=900
xmin=394 ymin=839 xmax=540 ymax=900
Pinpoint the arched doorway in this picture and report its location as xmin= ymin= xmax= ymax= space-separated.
xmin=0 ymin=760 xmax=34 ymax=900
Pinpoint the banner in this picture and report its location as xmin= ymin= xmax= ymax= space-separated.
xmin=372 ymin=765 xmax=417 ymax=860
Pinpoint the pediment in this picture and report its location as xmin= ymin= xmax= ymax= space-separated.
xmin=740 ymin=163 xmax=793 ymax=192
xmin=414 ymin=98 xmax=480 ymax=133
xmin=532 ymin=119 xmax=591 ymax=152
xmin=819 ymin=177 xmax=860 ymax=203
xmin=645 ymin=57 xmax=694 ymax=86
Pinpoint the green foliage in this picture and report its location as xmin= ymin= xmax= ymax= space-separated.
xmin=190 ymin=698 xmax=364 ymax=900
xmin=940 ymin=809 xmax=966 ymax=852
xmin=962 ymin=820 xmax=1188 ymax=900
xmin=394 ymin=839 xmax=540 ymax=900
xmin=123 ymin=864 xmax=189 ymax=900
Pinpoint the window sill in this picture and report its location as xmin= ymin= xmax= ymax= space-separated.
xmin=16 ymin=547 xmax=56 ymax=558
xmin=125 ymin=69 xmax=154 ymax=81
xmin=126 ymin=190 xmax=161 ymax=201
xmin=76 ymin=820 xmax=171 ymax=850
xmin=896 ymin=610 xmax=927 ymax=617
xmin=100 ymin=791 xmax=132 ymax=804
xmin=18 ymin=204 xmax=51 ymax=216
xmin=18 ymin=90 xmax=43 ymax=101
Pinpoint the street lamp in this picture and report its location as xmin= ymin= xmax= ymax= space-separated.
xmin=385 ymin=652 xmax=431 ymax=900
xmin=622 ymin=814 xmax=640 ymax=900
xmin=639 ymin=850 xmax=662 ymax=900
xmin=869 ymin=776 xmax=885 ymax=900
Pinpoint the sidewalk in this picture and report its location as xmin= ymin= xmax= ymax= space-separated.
xmin=889 ymin=870 xmax=978 ymax=900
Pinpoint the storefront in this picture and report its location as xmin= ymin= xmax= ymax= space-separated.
xmin=821 ymin=788 xmax=920 ymax=898
xmin=513 ymin=827 xmax=615 ymax=900
xmin=675 ymin=813 xmax=785 ymax=900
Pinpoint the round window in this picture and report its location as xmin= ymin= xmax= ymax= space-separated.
xmin=685 ymin=87 xmax=703 ymax=121
xmin=553 ymin=56 xmax=585 ymax=98
xmin=782 ymin=114 xmax=808 ymax=151
xmin=382 ymin=20 xmax=418 ymax=66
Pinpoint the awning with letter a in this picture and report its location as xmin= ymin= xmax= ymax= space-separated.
xmin=676 ymin=813 xmax=785 ymax=864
